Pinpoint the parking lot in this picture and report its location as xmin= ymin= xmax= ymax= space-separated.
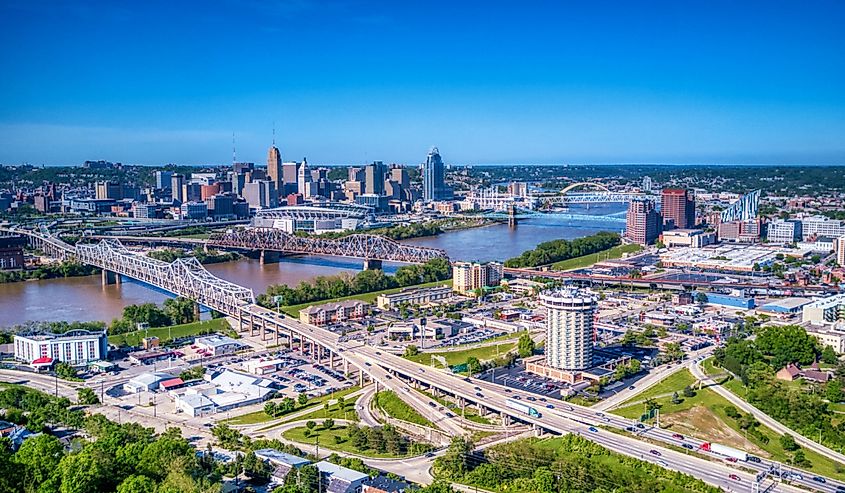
xmin=477 ymin=365 xmax=566 ymax=398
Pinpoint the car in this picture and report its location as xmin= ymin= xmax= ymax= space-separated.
xmin=375 ymin=351 xmax=381 ymax=355
xmin=725 ymin=457 xmax=738 ymax=463
xmin=811 ymin=476 xmax=826 ymax=484
xmin=513 ymin=396 xmax=521 ymax=400
xmin=635 ymin=423 xmax=645 ymax=429
xmin=565 ymin=405 xmax=573 ymax=411
xmin=728 ymin=474 xmax=740 ymax=482
xmin=596 ymin=412 xmax=605 ymax=417
xmin=672 ymin=433 xmax=684 ymax=440
xmin=539 ymin=397 xmax=547 ymax=402
xmin=424 ymin=452 xmax=434 ymax=458
xmin=445 ymin=412 xmax=455 ymax=418
xmin=747 ymin=456 xmax=761 ymax=463
xmin=464 ymin=377 xmax=472 ymax=382
xmin=657 ymin=460 xmax=668 ymax=467
xmin=628 ymin=385 xmax=635 ymax=390
xmin=588 ymin=427 xmax=598 ymax=433
xmin=428 ymin=401 xmax=436 ymax=407
xmin=682 ymin=443 xmax=694 ymax=450
xmin=835 ymin=486 xmax=845 ymax=493
xmin=419 ymin=368 xmax=425 ymax=373
xmin=526 ymin=396 xmax=536 ymax=401
xmin=364 ymin=362 xmax=371 ymax=366
xmin=546 ymin=404 xmax=554 ymax=409
xmin=385 ymin=375 xmax=392 ymax=379
xmin=504 ymin=388 xmax=512 ymax=393
xmin=649 ymin=450 xmax=661 ymax=457
xmin=625 ymin=426 xmax=635 ymax=432
xmin=601 ymin=417 xmax=610 ymax=422
xmin=475 ymin=392 xmax=483 ymax=397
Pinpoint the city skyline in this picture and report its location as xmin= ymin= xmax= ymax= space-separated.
xmin=2 ymin=1 xmax=845 ymax=166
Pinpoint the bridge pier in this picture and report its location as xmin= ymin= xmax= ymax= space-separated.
xmin=101 ymin=270 xmax=121 ymax=286
xmin=363 ymin=259 xmax=382 ymax=271
xmin=260 ymin=250 xmax=280 ymax=265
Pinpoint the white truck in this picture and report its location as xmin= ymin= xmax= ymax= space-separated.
xmin=505 ymin=399 xmax=542 ymax=418
xmin=702 ymin=442 xmax=748 ymax=461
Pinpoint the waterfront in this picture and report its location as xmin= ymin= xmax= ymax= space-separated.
xmin=0 ymin=206 xmax=624 ymax=326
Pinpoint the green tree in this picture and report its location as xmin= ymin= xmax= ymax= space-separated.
xmin=116 ymin=474 xmax=157 ymax=493
xmin=58 ymin=451 xmax=107 ymax=493
xmin=323 ymin=419 xmax=335 ymax=430
xmin=306 ymin=420 xmax=316 ymax=430
xmin=403 ymin=345 xmax=420 ymax=357
xmin=780 ymin=433 xmax=799 ymax=452
xmin=77 ymin=387 xmax=100 ymax=405
xmin=466 ymin=357 xmax=482 ymax=375
xmin=825 ymin=379 xmax=843 ymax=404
xmin=517 ymin=333 xmax=535 ymax=358
xmin=821 ymin=345 xmax=838 ymax=365
xmin=297 ymin=393 xmax=308 ymax=407
xmin=14 ymin=434 xmax=65 ymax=491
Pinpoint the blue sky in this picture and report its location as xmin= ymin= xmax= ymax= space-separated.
xmin=1 ymin=0 xmax=844 ymax=166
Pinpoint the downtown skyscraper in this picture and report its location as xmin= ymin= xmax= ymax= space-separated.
xmin=422 ymin=147 xmax=451 ymax=201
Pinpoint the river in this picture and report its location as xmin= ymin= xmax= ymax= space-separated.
xmin=0 ymin=205 xmax=625 ymax=327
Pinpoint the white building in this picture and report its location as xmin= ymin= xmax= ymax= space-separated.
xmin=767 ymin=220 xmax=802 ymax=244
xmin=315 ymin=460 xmax=369 ymax=493
xmin=13 ymin=330 xmax=108 ymax=365
xmin=661 ymin=229 xmax=716 ymax=248
xmin=540 ymin=288 xmax=597 ymax=371
xmin=376 ymin=285 xmax=453 ymax=310
xmin=195 ymin=335 xmax=245 ymax=356
xmin=173 ymin=369 xmax=276 ymax=416
xmin=800 ymin=216 xmax=845 ymax=240
xmin=806 ymin=326 xmax=845 ymax=354
xmin=124 ymin=372 xmax=174 ymax=393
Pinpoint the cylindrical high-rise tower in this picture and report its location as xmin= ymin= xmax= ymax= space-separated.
xmin=539 ymin=287 xmax=597 ymax=371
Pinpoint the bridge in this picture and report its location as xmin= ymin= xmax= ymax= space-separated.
xmin=207 ymin=228 xmax=448 ymax=269
xmin=538 ymin=182 xmax=654 ymax=205
xmin=473 ymin=208 xmax=627 ymax=224
xmin=4 ymin=226 xmax=843 ymax=491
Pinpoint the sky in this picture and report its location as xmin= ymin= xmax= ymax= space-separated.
xmin=1 ymin=0 xmax=844 ymax=166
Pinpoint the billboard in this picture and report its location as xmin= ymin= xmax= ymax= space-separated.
xmin=720 ymin=189 xmax=760 ymax=222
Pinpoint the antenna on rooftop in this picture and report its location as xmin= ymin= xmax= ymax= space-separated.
xmin=272 ymin=121 xmax=276 ymax=146
xmin=232 ymin=132 xmax=236 ymax=164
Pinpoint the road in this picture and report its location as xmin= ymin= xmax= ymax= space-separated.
xmin=593 ymin=346 xmax=714 ymax=412
xmin=690 ymin=359 xmax=845 ymax=465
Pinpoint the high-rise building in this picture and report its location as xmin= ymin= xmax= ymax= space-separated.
xmin=233 ymin=162 xmax=254 ymax=175
xmin=364 ymin=161 xmax=387 ymax=195
xmin=297 ymin=158 xmax=311 ymax=197
xmin=423 ymin=147 xmax=451 ymax=201
xmin=626 ymin=198 xmax=660 ymax=245
xmin=390 ymin=167 xmax=409 ymax=190
xmin=661 ymin=188 xmax=695 ymax=229
xmin=641 ymin=176 xmax=653 ymax=192
xmin=507 ymin=182 xmax=529 ymax=197
xmin=767 ymin=219 xmax=803 ymax=244
xmin=171 ymin=174 xmax=185 ymax=202
xmin=95 ymin=181 xmax=122 ymax=200
xmin=267 ymin=144 xmax=283 ymax=189
xmin=155 ymin=171 xmax=173 ymax=191
xmin=452 ymin=261 xmax=504 ymax=295
xmin=243 ymin=180 xmax=278 ymax=209
xmin=540 ymin=287 xmax=596 ymax=371
xmin=835 ymin=236 xmax=845 ymax=267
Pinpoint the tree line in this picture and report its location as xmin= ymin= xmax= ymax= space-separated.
xmin=108 ymin=297 xmax=199 ymax=335
xmin=0 ymin=260 xmax=99 ymax=284
xmin=258 ymin=257 xmax=452 ymax=308
xmin=504 ymin=231 xmax=621 ymax=268
xmin=147 ymin=247 xmax=239 ymax=264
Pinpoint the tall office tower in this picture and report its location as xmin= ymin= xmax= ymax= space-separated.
xmin=423 ymin=147 xmax=451 ymax=201
xmin=95 ymin=181 xmax=122 ymax=200
xmin=364 ymin=161 xmax=387 ymax=195
xmin=171 ymin=174 xmax=185 ymax=202
xmin=507 ymin=182 xmax=529 ymax=197
xmin=349 ymin=167 xmax=365 ymax=182
xmin=642 ymin=176 xmax=653 ymax=192
xmin=540 ymin=287 xmax=597 ymax=371
xmin=626 ymin=198 xmax=660 ymax=245
xmin=297 ymin=158 xmax=311 ymax=197
xmin=242 ymin=180 xmax=278 ymax=209
xmin=155 ymin=171 xmax=173 ymax=191
xmin=282 ymin=162 xmax=300 ymax=195
xmin=233 ymin=162 xmax=254 ymax=175
xmin=390 ymin=167 xmax=409 ymax=190
xmin=661 ymin=188 xmax=695 ymax=229
xmin=267 ymin=144 xmax=282 ymax=189
xmin=836 ymin=236 xmax=845 ymax=267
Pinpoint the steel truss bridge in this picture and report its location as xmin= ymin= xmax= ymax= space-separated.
xmin=207 ymin=228 xmax=448 ymax=264
xmin=475 ymin=208 xmax=627 ymax=224
xmin=3 ymin=226 xmax=844 ymax=490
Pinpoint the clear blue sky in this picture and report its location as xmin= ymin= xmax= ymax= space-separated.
xmin=1 ymin=0 xmax=844 ymax=166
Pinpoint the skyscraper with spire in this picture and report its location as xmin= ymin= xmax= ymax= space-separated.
xmin=422 ymin=147 xmax=452 ymax=201
xmin=267 ymin=128 xmax=282 ymax=190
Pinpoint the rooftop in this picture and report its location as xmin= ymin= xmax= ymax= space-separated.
xmin=315 ymin=461 xmax=369 ymax=483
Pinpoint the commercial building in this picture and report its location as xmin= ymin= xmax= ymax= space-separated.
xmin=702 ymin=292 xmax=755 ymax=310
xmin=364 ymin=161 xmax=387 ymax=196
xmin=195 ymin=335 xmax=245 ymax=357
xmin=180 ymin=201 xmax=208 ymax=220
xmin=267 ymin=144 xmax=283 ymax=189
xmin=0 ymin=235 xmax=25 ymax=270
xmin=14 ymin=329 xmax=108 ymax=365
xmin=805 ymin=327 xmax=845 ymax=354
xmin=718 ymin=219 xmax=762 ymax=243
xmin=767 ymin=219 xmax=802 ymax=244
xmin=315 ymin=460 xmax=369 ymax=493
xmin=661 ymin=188 xmax=695 ymax=229
xmin=661 ymin=229 xmax=716 ymax=248
xmin=172 ymin=370 xmax=275 ymax=416
xmin=758 ymin=297 xmax=811 ymax=315
xmin=625 ymin=198 xmax=660 ymax=245
xmin=376 ymin=285 xmax=453 ymax=310
xmin=96 ymin=181 xmax=123 ymax=200
xmin=659 ymin=244 xmax=783 ymax=272
xmin=171 ymin=174 xmax=185 ymax=202
xmin=422 ymin=147 xmax=451 ymax=201
xmin=540 ymin=287 xmax=596 ymax=372
xmin=836 ymin=236 xmax=845 ymax=267
xmin=155 ymin=171 xmax=173 ymax=190
xmin=720 ymin=190 xmax=761 ymax=223
xmin=124 ymin=372 xmax=174 ymax=393
xmin=800 ymin=216 xmax=845 ymax=240
xmin=255 ymin=449 xmax=311 ymax=484
xmin=802 ymin=294 xmax=845 ymax=326
xmin=299 ymin=300 xmax=369 ymax=326
xmin=243 ymin=180 xmax=278 ymax=209
xmin=452 ymin=261 xmax=504 ymax=295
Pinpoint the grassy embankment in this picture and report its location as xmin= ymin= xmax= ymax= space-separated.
xmin=280 ymin=279 xmax=452 ymax=318
xmin=224 ymin=386 xmax=361 ymax=426
xmin=403 ymin=341 xmax=518 ymax=367
xmin=551 ymin=243 xmax=643 ymax=271
xmin=611 ymin=367 xmax=845 ymax=480
xmin=107 ymin=318 xmax=235 ymax=347
xmin=374 ymin=390 xmax=433 ymax=427
xmin=281 ymin=424 xmax=406 ymax=458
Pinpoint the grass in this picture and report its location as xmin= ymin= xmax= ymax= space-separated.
xmin=612 ymin=370 xmax=845 ymax=481
xmin=375 ymin=390 xmax=434 ymax=427
xmin=107 ymin=318 xmax=235 ymax=347
xmin=613 ymin=369 xmax=697 ymax=409
xmin=551 ymin=243 xmax=643 ymax=271
xmin=223 ymin=386 xmax=360 ymax=426
xmin=280 ymin=279 xmax=452 ymax=317
xmin=404 ymin=341 xmax=518 ymax=367
xmin=282 ymin=424 xmax=410 ymax=458
xmin=295 ymin=398 xmax=360 ymax=422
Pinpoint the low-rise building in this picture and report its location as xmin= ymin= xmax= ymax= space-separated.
xmin=315 ymin=460 xmax=369 ymax=493
xmin=376 ymin=285 xmax=452 ymax=310
xmin=195 ymin=335 xmax=245 ymax=356
xmin=802 ymin=294 xmax=845 ymax=326
xmin=14 ymin=329 xmax=108 ymax=365
xmin=661 ymin=229 xmax=716 ymax=248
xmin=124 ymin=372 xmax=174 ymax=393
xmin=255 ymin=449 xmax=310 ymax=484
xmin=501 ymin=278 xmax=544 ymax=295
xmin=805 ymin=326 xmax=845 ymax=354
xmin=299 ymin=300 xmax=369 ymax=326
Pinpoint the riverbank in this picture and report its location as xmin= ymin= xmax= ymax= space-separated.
xmin=279 ymin=279 xmax=452 ymax=317
xmin=550 ymin=243 xmax=642 ymax=271
xmin=0 ymin=260 xmax=100 ymax=284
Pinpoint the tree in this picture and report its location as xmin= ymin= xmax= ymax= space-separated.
xmin=466 ymin=357 xmax=482 ymax=375
xmin=695 ymin=292 xmax=708 ymax=304
xmin=404 ymin=345 xmax=420 ymax=357
xmin=58 ymin=451 xmax=107 ymax=493
xmin=671 ymin=392 xmax=681 ymax=404
xmin=77 ymin=387 xmax=100 ymax=405
xmin=336 ymin=396 xmax=345 ymax=410
xmin=821 ymin=345 xmax=838 ymax=365
xmin=298 ymin=393 xmax=308 ymax=407
xmin=683 ymin=386 xmax=696 ymax=398
xmin=265 ymin=402 xmax=277 ymax=417
xmin=756 ymin=325 xmax=819 ymax=368
xmin=323 ymin=419 xmax=335 ymax=430
xmin=780 ymin=433 xmax=799 ymax=452
xmin=15 ymin=434 xmax=65 ymax=491
xmin=825 ymin=379 xmax=843 ymax=404
xmin=117 ymin=474 xmax=157 ymax=493
xmin=55 ymin=362 xmax=79 ymax=380
xmin=517 ymin=333 xmax=535 ymax=358
xmin=306 ymin=420 xmax=316 ymax=430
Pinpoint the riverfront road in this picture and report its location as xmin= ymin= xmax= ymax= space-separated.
xmin=690 ymin=359 xmax=845 ymax=466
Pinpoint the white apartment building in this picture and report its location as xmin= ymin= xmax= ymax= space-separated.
xmin=540 ymin=288 xmax=596 ymax=371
